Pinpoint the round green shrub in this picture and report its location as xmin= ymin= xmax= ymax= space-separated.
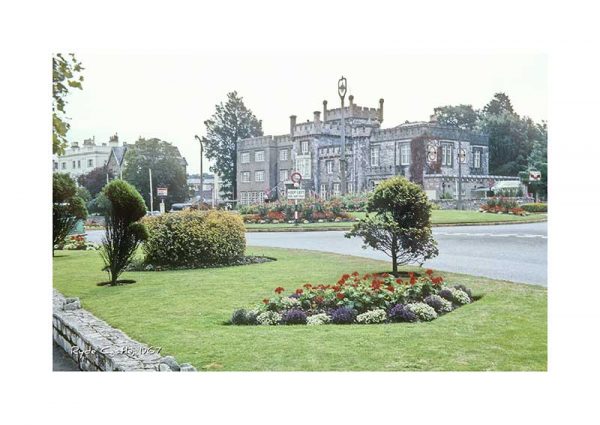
xmin=103 ymin=179 xmax=147 ymax=223
xmin=521 ymin=203 xmax=547 ymax=213
xmin=143 ymin=210 xmax=246 ymax=267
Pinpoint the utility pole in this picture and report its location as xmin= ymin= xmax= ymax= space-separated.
xmin=194 ymin=135 xmax=203 ymax=203
xmin=149 ymin=168 xmax=154 ymax=212
xmin=338 ymin=76 xmax=348 ymax=195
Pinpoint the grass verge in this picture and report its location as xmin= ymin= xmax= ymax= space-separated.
xmin=53 ymin=248 xmax=546 ymax=371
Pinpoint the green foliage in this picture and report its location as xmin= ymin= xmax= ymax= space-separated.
xmin=122 ymin=138 xmax=188 ymax=210
xmin=346 ymin=177 xmax=438 ymax=274
xmin=77 ymin=166 xmax=113 ymax=197
xmin=53 ymin=173 xmax=88 ymax=252
xmin=432 ymin=104 xmax=480 ymax=130
xmin=521 ymin=203 xmax=547 ymax=213
xmin=100 ymin=180 xmax=147 ymax=285
xmin=87 ymin=192 xmax=110 ymax=215
xmin=53 ymin=53 xmax=84 ymax=155
xmin=76 ymin=186 xmax=91 ymax=203
xmin=202 ymin=92 xmax=263 ymax=200
xmin=143 ymin=210 xmax=246 ymax=268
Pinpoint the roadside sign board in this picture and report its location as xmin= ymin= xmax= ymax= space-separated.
xmin=157 ymin=187 xmax=168 ymax=197
xmin=287 ymin=189 xmax=305 ymax=200
xmin=529 ymin=171 xmax=541 ymax=182
xmin=290 ymin=172 xmax=302 ymax=183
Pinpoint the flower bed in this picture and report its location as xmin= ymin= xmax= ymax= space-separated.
xmin=56 ymin=234 xmax=100 ymax=251
xmin=239 ymin=198 xmax=356 ymax=224
xmin=480 ymin=197 xmax=527 ymax=216
xmin=229 ymin=270 xmax=474 ymax=325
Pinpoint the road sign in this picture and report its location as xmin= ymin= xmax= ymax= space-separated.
xmin=287 ymin=189 xmax=305 ymax=200
xmin=290 ymin=172 xmax=302 ymax=183
xmin=458 ymin=148 xmax=467 ymax=164
xmin=529 ymin=171 xmax=542 ymax=182
xmin=157 ymin=187 xmax=168 ymax=197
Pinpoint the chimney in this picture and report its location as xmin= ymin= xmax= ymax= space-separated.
xmin=290 ymin=115 xmax=297 ymax=135
xmin=379 ymin=98 xmax=384 ymax=122
xmin=109 ymin=133 xmax=119 ymax=147
xmin=313 ymin=111 xmax=321 ymax=124
xmin=71 ymin=141 xmax=79 ymax=149
xmin=349 ymin=94 xmax=354 ymax=106
xmin=323 ymin=100 xmax=328 ymax=122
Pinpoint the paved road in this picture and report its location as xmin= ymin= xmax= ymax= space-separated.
xmin=246 ymin=222 xmax=547 ymax=286
xmin=85 ymin=222 xmax=547 ymax=286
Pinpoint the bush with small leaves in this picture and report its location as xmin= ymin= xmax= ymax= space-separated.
xmin=230 ymin=309 xmax=258 ymax=325
xmin=281 ymin=309 xmax=307 ymax=325
xmin=388 ymin=304 xmax=418 ymax=322
xmin=356 ymin=309 xmax=387 ymax=324
xmin=449 ymin=288 xmax=471 ymax=305
xmin=424 ymin=295 xmax=453 ymax=313
xmin=406 ymin=303 xmax=438 ymax=321
xmin=453 ymin=284 xmax=473 ymax=298
xmin=438 ymin=288 xmax=454 ymax=302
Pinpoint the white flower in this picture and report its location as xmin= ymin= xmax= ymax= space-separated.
xmin=280 ymin=297 xmax=301 ymax=309
xmin=257 ymin=311 xmax=282 ymax=325
xmin=449 ymin=288 xmax=471 ymax=305
xmin=406 ymin=303 xmax=438 ymax=321
xmin=307 ymin=313 xmax=331 ymax=326
xmin=356 ymin=309 xmax=387 ymax=324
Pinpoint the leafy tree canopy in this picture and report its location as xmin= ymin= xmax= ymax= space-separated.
xmin=78 ymin=166 xmax=113 ymax=197
xmin=53 ymin=54 xmax=84 ymax=155
xmin=202 ymin=91 xmax=263 ymax=200
xmin=122 ymin=138 xmax=188 ymax=210
xmin=432 ymin=104 xmax=480 ymax=130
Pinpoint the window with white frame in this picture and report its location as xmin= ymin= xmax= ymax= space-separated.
xmin=347 ymin=182 xmax=354 ymax=194
xmin=240 ymin=192 xmax=248 ymax=204
xmin=399 ymin=144 xmax=410 ymax=165
xmin=333 ymin=183 xmax=341 ymax=197
xmin=61 ymin=162 xmax=66 ymax=170
xmin=255 ymin=170 xmax=265 ymax=182
xmin=88 ymin=159 xmax=93 ymax=168
xmin=77 ymin=160 xmax=81 ymax=168
xmin=255 ymin=150 xmax=265 ymax=162
xmin=320 ymin=183 xmax=327 ymax=199
xmin=296 ymin=155 xmax=311 ymax=178
xmin=72 ymin=161 xmax=76 ymax=169
xmin=279 ymin=149 xmax=288 ymax=161
xmin=370 ymin=146 xmax=380 ymax=167
xmin=326 ymin=160 xmax=334 ymax=174
xmin=241 ymin=171 xmax=250 ymax=182
xmin=241 ymin=152 xmax=250 ymax=163
xmin=301 ymin=141 xmax=309 ymax=154
xmin=279 ymin=169 xmax=288 ymax=182
xmin=473 ymin=148 xmax=481 ymax=169
xmin=442 ymin=144 xmax=453 ymax=167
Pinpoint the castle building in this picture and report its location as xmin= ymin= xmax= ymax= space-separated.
xmin=236 ymin=96 xmax=519 ymax=204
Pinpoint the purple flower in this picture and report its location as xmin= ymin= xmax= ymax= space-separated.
xmin=288 ymin=293 xmax=301 ymax=299
xmin=388 ymin=304 xmax=417 ymax=323
xmin=281 ymin=309 xmax=307 ymax=325
xmin=330 ymin=307 xmax=356 ymax=324
xmin=438 ymin=288 xmax=453 ymax=301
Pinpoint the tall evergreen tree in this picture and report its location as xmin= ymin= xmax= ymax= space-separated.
xmin=202 ymin=92 xmax=263 ymax=200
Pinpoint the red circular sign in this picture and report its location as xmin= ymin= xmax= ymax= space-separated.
xmin=290 ymin=172 xmax=302 ymax=183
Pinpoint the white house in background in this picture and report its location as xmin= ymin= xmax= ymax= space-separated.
xmin=53 ymin=134 xmax=124 ymax=178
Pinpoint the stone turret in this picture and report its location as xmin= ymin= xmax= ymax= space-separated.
xmin=323 ymin=100 xmax=328 ymax=122
xmin=379 ymin=98 xmax=384 ymax=122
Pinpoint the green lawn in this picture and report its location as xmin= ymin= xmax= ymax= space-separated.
xmin=53 ymin=248 xmax=547 ymax=371
xmin=245 ymin=210 xmax=547 ymax=231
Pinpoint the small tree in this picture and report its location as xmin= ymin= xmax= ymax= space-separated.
xmin=99 ymin=180 xmax=148 ymax=286
xmin=346 ymin=176 xmax=438 ymax=275
xmin=53 ymin=173 xmax=87 ymax=255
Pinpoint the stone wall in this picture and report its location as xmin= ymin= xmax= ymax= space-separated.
xmin=53 ymin=289 xmax=196 ymax=372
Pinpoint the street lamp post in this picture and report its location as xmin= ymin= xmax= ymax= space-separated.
xmin=194 ymin=135 xmax=203 ymax=202
xmin=456 ymin=129 xmax=464 ymax=210
xmin=338 ymin=76 xmax=347 ymax=196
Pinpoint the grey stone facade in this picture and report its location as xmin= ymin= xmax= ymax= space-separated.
xmin=237 ymin=96 xmax=518 ymax=204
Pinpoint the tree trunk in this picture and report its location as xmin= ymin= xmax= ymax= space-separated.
xmin=391 ymin=235 xmax=398 ymax=276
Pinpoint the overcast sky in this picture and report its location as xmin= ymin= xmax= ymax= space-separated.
xmin=65 ymin=52 xmax=547 ymax=174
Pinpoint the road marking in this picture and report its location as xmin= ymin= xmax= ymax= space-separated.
xmin=435 ymin=232 xmax=547 ymax=239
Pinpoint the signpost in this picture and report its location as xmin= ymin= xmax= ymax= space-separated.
xmin=157 ymin=187 xmax=167 ymax=214
xmin=287 ymin=172 xmax=304 ymax=221
xmin=286 ymin=189 xmax=306 ymax=200
xmin=529 ymin=170 xmax=542 ymax=182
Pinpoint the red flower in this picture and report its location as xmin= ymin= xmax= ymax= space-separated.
xmin=336 ymin=293 xmax=345 ymax=300
xmin=395 ymin=278 xmax=403 ymax=284
xmin=314 ymin=296 xmax=324 ymax=304
xmin=333 ymin=285 xmax=341 ymax=292
xmin=342 ymin=273 xmax=350 ymax=280
xmin=409 ymin=273 xmax=417 ymax=286
xmin=382 ymin=273 xmax=390 ymax=278
xmin=371 ymin=280 xmax=383 ymax=290
xmin=386 ymin=285 xmax=395 ymax=292
xmin=432 ymin=276 xmax=444 ymax=285
xmin=274 ymin=287 xmax=285 ymax=294
xmin=295 ymin=288 xmax=304 ymax=295
xmin=263 ymin=298 xmax=270 ymax=304
xmin=351 ymin=271 xmax=359 ymax=277
xmin=425 ymin=269 xmax=434 ymax=276
xmin=303 ymin=283 xmax=312 ymax=289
